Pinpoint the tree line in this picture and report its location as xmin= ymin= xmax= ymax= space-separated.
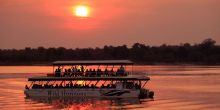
xmin=0 ymin=38 xmax=220 ymax=65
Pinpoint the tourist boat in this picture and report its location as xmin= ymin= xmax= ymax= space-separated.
xmin=24 ymin=60 xmax=154 ymax=99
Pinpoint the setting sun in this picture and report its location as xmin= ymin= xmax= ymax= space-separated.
xmin=74 ymin=5 xmax=89 ymax=17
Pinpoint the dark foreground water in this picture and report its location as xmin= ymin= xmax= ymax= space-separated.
xmin=0 ymin=65 xmax=220 ymax=110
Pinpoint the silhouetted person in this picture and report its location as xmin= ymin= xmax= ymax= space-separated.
xmin=81 ymin=65 xmax=84 ymax=73
xmin=25 ymin=85 xmax=29 ymax=89
xmin=55 ymin=84 xmax=58 ymax=88
xmin=85 ymin=69 xmax=89 ymax=77
xmin=104 ymin=68 xmax=108 ymax=77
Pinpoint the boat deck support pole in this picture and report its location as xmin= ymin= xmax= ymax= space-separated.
xmin=142 ymin=81 xmax=148 ymax=88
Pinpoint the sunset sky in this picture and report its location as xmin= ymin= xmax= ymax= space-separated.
xmin=0 ymin=0 xmax=219 ymax=49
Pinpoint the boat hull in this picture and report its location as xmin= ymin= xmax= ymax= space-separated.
xmin=24 ymin=88 xmax=141 ymax=98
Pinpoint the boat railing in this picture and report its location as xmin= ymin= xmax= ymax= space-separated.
xmin=50 ymin=71 xmax=130 ymax=77
xmin=26 ymin=81 xmax=142 ymax=90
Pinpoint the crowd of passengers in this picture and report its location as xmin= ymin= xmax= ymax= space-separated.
xmin=25 ymin=82 xmax=141 ymax=89
xmin=29 ymin=83 xmax=115 ymax=89
xmin=54 ymin=66 xmax=127 ymax=77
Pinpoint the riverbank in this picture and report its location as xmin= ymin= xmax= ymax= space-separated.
xmin=0 ymin=61 xmax=220 ymax=66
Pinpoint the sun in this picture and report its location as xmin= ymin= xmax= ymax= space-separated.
xmin=74 ymin=5 xmax=89 ymax=17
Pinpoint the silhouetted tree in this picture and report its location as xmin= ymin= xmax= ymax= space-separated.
xmin=0 ymin=38 xmax=219 ymax=65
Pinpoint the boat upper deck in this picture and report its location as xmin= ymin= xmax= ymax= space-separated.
xmin=28 ymin=60 xmax=150 ymax=82
xmin=28 ymin=75 xmax=150 ymax=81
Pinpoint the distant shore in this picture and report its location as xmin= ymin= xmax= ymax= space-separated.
xmin=1 ymin=38 xmax=219 ymax=66
xmin=0 ymin=62 xmax=219 ymax=66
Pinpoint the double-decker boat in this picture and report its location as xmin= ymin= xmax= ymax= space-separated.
xmin=24 ymin=60 xmax=154 ymax=99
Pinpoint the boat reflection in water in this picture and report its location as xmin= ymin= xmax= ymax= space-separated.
xmin=24 ymin=96 xmax=153 ymax=109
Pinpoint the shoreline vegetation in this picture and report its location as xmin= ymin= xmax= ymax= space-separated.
xmin=0 ymin=38 xmax=220 ymax=66
xmin=1 ymin=63 xmax=220 ymax=66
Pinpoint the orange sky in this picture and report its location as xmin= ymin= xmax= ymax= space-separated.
xmin=0 ymin=0 xmax=220 ymax=49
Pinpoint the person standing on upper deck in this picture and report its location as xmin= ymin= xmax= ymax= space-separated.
xmin=81 ymin=65 xmax=84 ymax=72
xmin=120 ymin=65 xmax=125 ymax=72
xmin=119 ymin=65 xmax=125 ymax=76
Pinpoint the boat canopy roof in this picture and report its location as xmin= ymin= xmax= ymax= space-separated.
xmin=28 ymin=76 xmax=150 ymax=81
xmin=53 ymin=60 xmax=134 ymax=66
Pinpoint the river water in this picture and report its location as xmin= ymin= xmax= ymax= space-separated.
xmin=0 ymin=65 xmax=220 ymax=110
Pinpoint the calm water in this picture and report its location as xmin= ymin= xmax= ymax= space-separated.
xmin=0 ymin=65 xmax=220 ymax=110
